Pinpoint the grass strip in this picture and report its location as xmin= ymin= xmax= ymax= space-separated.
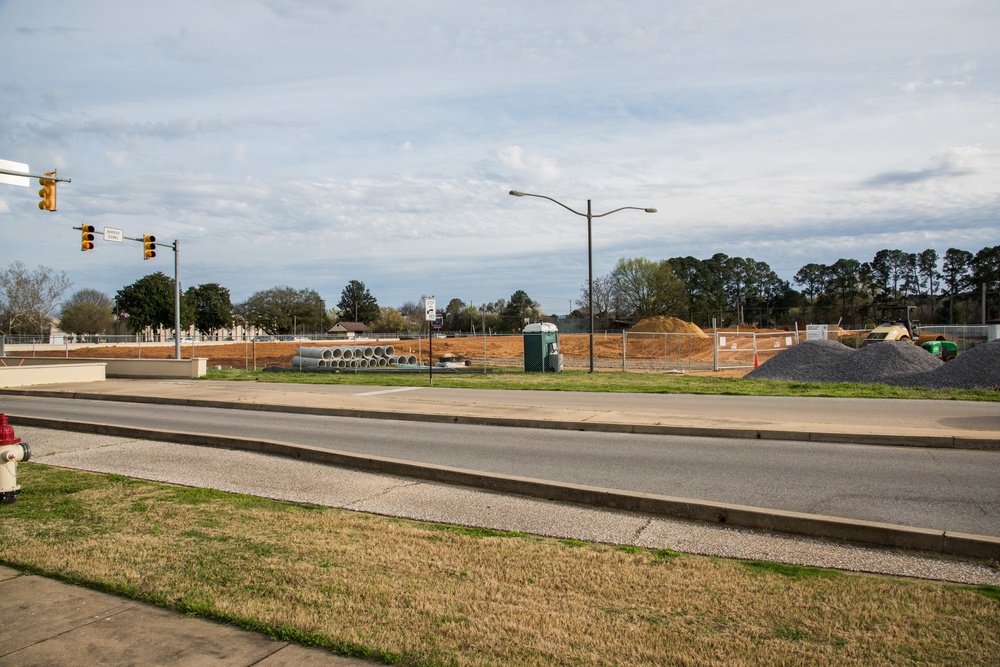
xmin=2 ymin=464 xmax=998 ymax=666
xmin=204 ymin=367 xmax=1000 ymax=401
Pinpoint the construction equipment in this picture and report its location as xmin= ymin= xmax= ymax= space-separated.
xmin=864 ymin=306 xmax=921 ymax=344
xmin=919 ymin=339 xmax=959 ymax=361
xmin=864 ymin=305 xmax=948 ymax=347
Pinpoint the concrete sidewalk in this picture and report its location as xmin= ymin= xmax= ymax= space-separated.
xmin=0 ymin=566 xmax=372 ymax=666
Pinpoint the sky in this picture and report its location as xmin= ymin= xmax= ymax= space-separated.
xmin=2 ymin=0 xmax=998 ymax=317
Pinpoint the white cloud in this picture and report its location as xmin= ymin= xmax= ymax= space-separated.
xmin=0 ymin=0 xmax=997 ymax=313
xmin=105 ymin=151 xmax=129 ymax=167
xmin=497 ymin=146 xmax=560 ymax=182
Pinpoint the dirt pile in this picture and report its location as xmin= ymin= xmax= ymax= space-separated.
xmin=630 ymin=317 xmax=707 ymax=336
xmin=747 ymin=339 xmax=1000 ymax=389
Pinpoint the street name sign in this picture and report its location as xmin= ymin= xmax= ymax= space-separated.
xmin=0 ymin=159 xmax=30 ymax=187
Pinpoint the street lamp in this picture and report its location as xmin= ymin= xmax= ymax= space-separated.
xmin=508 ymin=190 xmax=657 ymax=373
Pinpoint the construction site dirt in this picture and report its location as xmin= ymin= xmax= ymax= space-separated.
xmin=13 ymin=333 xmax=756 ymax=377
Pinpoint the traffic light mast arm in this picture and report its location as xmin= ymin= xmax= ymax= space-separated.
xmin=122 ymin=234 xmax=175 ymax=250
xmin=0 ymin=166 xmax=72 ymax=183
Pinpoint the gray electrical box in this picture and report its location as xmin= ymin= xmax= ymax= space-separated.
xmin=523 ymin=322 xmax=562 ymax=372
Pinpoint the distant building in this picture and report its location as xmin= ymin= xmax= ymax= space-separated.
xmin=328 ymin=321 xmax=372 ymax=339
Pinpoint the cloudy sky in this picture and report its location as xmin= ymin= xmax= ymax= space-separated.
xmin=2 ymin=0 xmax=998 ymax=316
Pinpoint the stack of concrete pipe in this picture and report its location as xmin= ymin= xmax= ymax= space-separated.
xmin=292 ymin=345 xmax=419 ymax=369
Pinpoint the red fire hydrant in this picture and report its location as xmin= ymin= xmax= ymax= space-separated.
xmin=0 ymin=413 xmax=30 ymax=505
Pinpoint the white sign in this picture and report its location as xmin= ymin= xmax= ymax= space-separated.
xmin=424 ymin=299 xmax=436 ymax=321
xmin=0 ymin=159 xmax=30 ymax=187
xmin=806 ymin=324 xmax=828 ymax=341
xmin=103 ymin=227 xmax=123 ymax=243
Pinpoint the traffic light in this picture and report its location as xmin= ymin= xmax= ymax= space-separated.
xmin=38 ymin=172 xmax=57 ymax=211
xmin=143 ymin=234 xmax=156 ymax=260
xmin=81 ymin=224 xmax=95 ymax=251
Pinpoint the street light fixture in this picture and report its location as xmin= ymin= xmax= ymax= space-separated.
xmin=508 ymin=190 xmax=657 ymax=373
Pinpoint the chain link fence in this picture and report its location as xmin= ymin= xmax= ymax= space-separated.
xmin=7 ymin=325 xmax=994 ymax=373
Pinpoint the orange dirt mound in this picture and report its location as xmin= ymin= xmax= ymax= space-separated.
xmin=630 ymin=316 xmax=707 ymax=337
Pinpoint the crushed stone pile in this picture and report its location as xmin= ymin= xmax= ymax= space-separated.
xmin=744 ymin=340 xmax=855 ymax=382
xmin=836 ymin=341 xmax=943 ymax=383
xmin=887 ymin=339 xmax=1000 ymax=390
xmin=747 ymin=339 xmax=1000 ymax=389
xmin=630 ymin=316 xmax=707 ymax=336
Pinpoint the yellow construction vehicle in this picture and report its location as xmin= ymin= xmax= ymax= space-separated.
xmin=864 ymin=305 xmax=948 ymax=347
xmin=864 ymin=306 xmax=921 ymax=344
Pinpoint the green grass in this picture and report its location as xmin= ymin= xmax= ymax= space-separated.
xmin=201 ymin=367 xmax=1000 ymax=401
xmin=3 ymin=464 xmax=998 ymax=666
xmin=741 ymin=559 xmax=842 ymax=579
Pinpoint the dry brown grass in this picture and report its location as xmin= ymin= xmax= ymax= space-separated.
xmin=3 ymin=465 xmax=997 ymax=666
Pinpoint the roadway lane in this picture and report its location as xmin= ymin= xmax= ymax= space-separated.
xmin=3 ymin=395 xmax=999 ymax=537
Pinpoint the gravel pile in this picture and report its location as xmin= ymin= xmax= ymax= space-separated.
xmin=838 ymin=341 xmax=943 ymax=383
xmin=888 ymin=339 xmax=1000 ymax=390
xmin=744 ymin=339 xmax=855 ymax=382
xmin=748 ymin=339 xmax=1000 ymax=389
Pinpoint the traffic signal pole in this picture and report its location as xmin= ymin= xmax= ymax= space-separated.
xmin=123 ymin=234 xmax=181 ymax=359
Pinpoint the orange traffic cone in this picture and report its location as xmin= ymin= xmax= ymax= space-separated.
xmin=753 ymin=352 xmax=760 ymax=369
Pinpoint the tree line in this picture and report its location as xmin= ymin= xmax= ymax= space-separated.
xmin=1 ymin=244 xmax=996 ymax=338
xmin=579 ymin=246 xmax=998 ymax=329
xmin=0 ymin=266 xmax=545 ymax=338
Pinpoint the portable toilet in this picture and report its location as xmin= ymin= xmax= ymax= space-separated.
xmin=523 ymin=322 xmax=562 ymax=372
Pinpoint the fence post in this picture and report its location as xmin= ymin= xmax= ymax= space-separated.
xmin=712 ymin=319 xmax=719 ymax=371
xmin=622 ymin=330 xmax=627 ymax=372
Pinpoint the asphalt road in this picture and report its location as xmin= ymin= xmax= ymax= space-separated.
xmin=4 ymin=394 xmax=999 ymax=537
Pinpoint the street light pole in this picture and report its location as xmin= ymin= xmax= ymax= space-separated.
xmin=174 ymin=239 xmax=180 ymax=360
xmin=509 ymin=190 xmax=657 ymax=373
xmin=587 ymin=199 xmax=594 ymax=374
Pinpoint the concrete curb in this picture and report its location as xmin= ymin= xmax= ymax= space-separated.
xmin=2 ymin=388 xmax=997 ymax=451
xmin=11 ymin=415 xmax=999 ymax=561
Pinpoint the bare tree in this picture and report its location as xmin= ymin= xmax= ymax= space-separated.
xmin=0 ymin=261 xmax=72 ymax=336
xmin=577 ymin=275 xmax=623 ymax=327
